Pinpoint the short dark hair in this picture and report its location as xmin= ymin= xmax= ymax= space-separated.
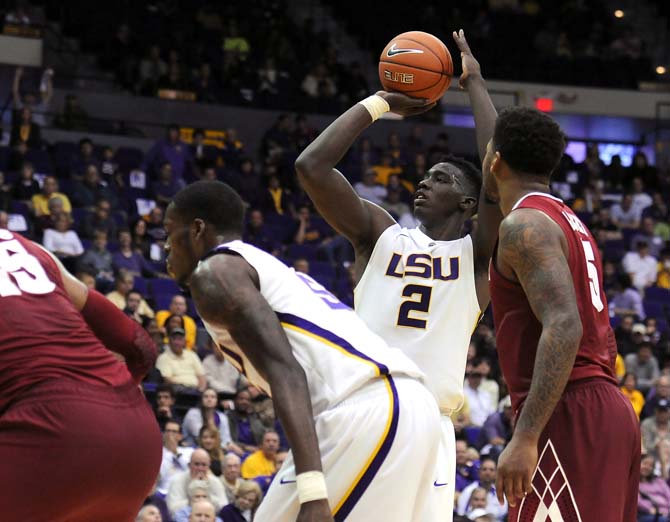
xmin=171 ymin=180 xmax=245 ymax=235
xmin=437 ymin=154 xmax=481 ymax=199
xmin=493 ymin=107 xmax=566 ymax=179
xmin=480 ymin=455 xmax=497 ymax=467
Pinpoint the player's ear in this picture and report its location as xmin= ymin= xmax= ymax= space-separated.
xmin=460 ymin=196 xmax=477 ymax=212
xmin=490 ymin=151 xmax=502 ymax=176
xmin=192 ymin=218 xmax=206 ymax=239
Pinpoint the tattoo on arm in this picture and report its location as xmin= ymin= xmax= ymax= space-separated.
xmin=498 ymin=211 xmax=583 ymax=439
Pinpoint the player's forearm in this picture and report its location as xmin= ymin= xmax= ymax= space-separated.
xmin=295 ymin=104 xmax=372 ymax=180
xmin=269 ymin=367 xmax=323 ymax=474
xmin=514 ymin=321 xmax=581 ymax=441
xmin=464 ymin=74 xmax=496 ymax=162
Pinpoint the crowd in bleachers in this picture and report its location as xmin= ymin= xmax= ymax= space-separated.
xmin=3 ymin=86 xmax=670 ymax=519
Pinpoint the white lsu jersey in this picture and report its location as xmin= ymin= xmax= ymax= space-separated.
xmin=355 ymin=224 xmax=481 ymax=412
xmin=200 ymin=240 xmax=423 ymax=415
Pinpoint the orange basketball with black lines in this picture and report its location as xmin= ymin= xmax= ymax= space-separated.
xmin=379 ymin=31 xmax=453 ymax=103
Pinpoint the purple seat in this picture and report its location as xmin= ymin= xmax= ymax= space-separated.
xmin=287 ymin=243 xmax=317 ymax=260
xmin=153 ymin=292 xmax=173 ymax=311
xmin=151 ymin=278 xmax=180 ymax=297
xmin=0 ymin=146 xmax=10 ymax=171
xmin=133 ymin=276 xmax=149 ymax=295
xmin=645 ymin=286 xmax=670 ymax=303
xmin=309 ymin=261 xmax=336 ymax=281
xmin=26 ymin=149 xmax=53 ymax=174
xmin=52 ymin=142 xmax=77 ymax=175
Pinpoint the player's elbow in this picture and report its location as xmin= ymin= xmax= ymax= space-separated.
xmin=548 ymin=312 xmax=583 ymax=347
xmin=295 ymin=152 xmax=320 ymax=180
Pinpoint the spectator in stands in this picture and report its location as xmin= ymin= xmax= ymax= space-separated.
xmin=124 ymin=290 xmax=150 ymax=324
xmin=353 ymin=168 xmax=387 ymax=205
xmin=292 ymin=205 xmax=331 ymax=247
xmin=156 ymin=295 xmax=197 ymax=350
xmin=198 ymin=426 xmax=228 ymax=477
xmin=227 ymin=388 xmax=264 ymax=452
xmin=132 ymin=217 xmax=153 ymax=259
xmin=301 ymin=63 xmax=336 ymax=99
xmin=623 ymin=240 xmax=659 ymax=291
xmin=292 ymin=258 xmax=309 ymax=274
xmin=590 ymin=207 xmax=623 ymax=242
xmin=427 ymin=132 xmax=451 ymax=164
xmin=461 ymin=487 xmax=489 ymax=519
xmin=631 ymin=177 xmax=654 ymax=214
xmin=477 ymin=395 xmax=513 ymax=454
xmin=113 ymin=228 xmax=158 ymax=277
xmin=642 ymin=399 xmax=670 ymax=459
xmin=455 ymin=439 xmax=478 ymax=492
xmin=42 ymin=213 xmax=84 ymax=268
xmin=658 ymin=250 xmax=670 ymax=289
xmin=473 ymin=358 xmax=499 ymax=408
xmin=260 ymin=176 xmax=293 ymax=216
xmin=136 ymin=504 xmax=163 ymax=522
xmin=153 ymin=162 xmax=186 ymax=208
xmin=72 ymin=165 xmax=118 ymax=210
xmin=182 ymin=388 xmax=234 ymax=449
xmin=77 ymin=229 xmax=114 ymax=286
xmin=611 ymin=193 xmax=641 ymax=230
xmin=219 ymin=480 xmax=262 ymax=522
xmin=156 ymin=328 xmax=206 ymax=392
xmin=147 ymin=206 xmax=168 ymax=241
xmin=243 ymin=209 xmax=280 ymax=256
xmin=31 ymin=175 xmax=71 ymax=218
xmin=463 ymin=369 xmax=496 ymax=427
xmin=155 ymin=384 xmax=181 ymax=430
xmin=223 ymin=22 xmax=250 ymax=58
xmin=240 ymin=430 xmax=279 ymax=480
xmin=10 ymin=106 xmax=41 ymax=148
xmin=158 ymin=420 xmax=194 ymax=495
xmin=35 ymin=196 xmax=66 ymax=235
xmin=638 ymin=453 xmax=670 ymax=522
xmin=0 ymin=211 xmax=8 ymax=230
xmin=381 ymin=188 xmax=412 ymax=224
xmin=167 ymin=449 xmax=226 ymax=515
xmin=81 ymin=198 xmax=117 ymax=239
xmin=106 ymin=269 xmax=155 ymax=317
xmin=12 ymin=66 xmax=53 ymax=127
xmin=643 ymin=192 xmax=669 ymax=227
xmin=456 ymin=456 xmax=507 ymax=521
xmin=371 ymin=153 xmax=402 ymax=186
xmin=190 ymin=500 xmax=218 ymax=522
xmin=632 ymin=217 xmax=665 ymax=259
xmin=100 ymin=146 xmax=118 ymax=179
xmin=627 ymin=342 xmax=661 ymax=395
xmin=139 ymin=45 xmax=167 ymax=95
xmin=620 ymin=372 xmax=645 ymax=418
xmin=55 ymin=93 xmax=89 ymax=132
xmin=615 ymin=314 xmax=637 ymax=355
xmin=72 ymin=138 xmax=100 ymax=179
xmin=173 ymin=480 xmax=222 ymax=522
xmin=0 ymin=172 xmax=11 ymax=212
xmin=221 ymin=454 xmax=242 ymax=504
xmin=12 ymin=161 xmax=39 ymax=202
xmin=144 ymin=124 xmax=192 ymax=181
xmin=644 ymin=376 xmax=670 ymax=419
xmin=202 ymin=338 xmax=243 ymax=396
xmin=610 ymin=273 xmax=645 ymax=320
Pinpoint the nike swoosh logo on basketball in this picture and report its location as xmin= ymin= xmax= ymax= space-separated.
xmin=280 ymin=477 xmax=296 ymax=484
xmin=433 ymin=480 xmax=448 ymax=487
xmin=387 ymin=43 xmax=424 ymax=57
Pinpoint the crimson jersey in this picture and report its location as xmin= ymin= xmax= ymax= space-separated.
xmin=490 ymin=192 xmax=617 ymax=412
xmin=0 ymin=230 xmax=131 ymax=413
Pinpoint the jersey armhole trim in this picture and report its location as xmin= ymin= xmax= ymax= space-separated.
xmin=353 ymin=223 xmax=400 ymax=296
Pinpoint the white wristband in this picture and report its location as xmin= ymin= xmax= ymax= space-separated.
xmin=358 ymin=95 xmax=390 ymax=122
xmin=296 ymin=471 xmax=328 ymax=504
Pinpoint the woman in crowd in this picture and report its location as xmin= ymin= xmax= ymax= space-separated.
xmin=621 ymin=372 xmax=645 ymax=418
xmin=182 ymin=388 xmax=234 ymax=450
xmin=638 ymin=453 xmax=670 ymax=522
xmin=219 ymin=481 xmax=262 ymax=522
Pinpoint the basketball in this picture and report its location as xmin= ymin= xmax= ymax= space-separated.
xmin=379 ymin=31 xmax=453 ymax=103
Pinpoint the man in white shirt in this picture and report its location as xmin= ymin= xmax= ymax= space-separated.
xmin=158 ymin=420 xmax=194 ymax=495
xmin=611 ymin=193 xmax=642 ymax=230
xmin=202 ymin=338 xmax=244 ymax=396
xmin=156 ymin=328 xmax=207 ymax=392
xmin=463 ymin=370 xmax=496 ymax=427
xmin=456 ymin=456 xmax=507 ymax=521
xmin=167 ymin=449 xmax=226 ymax=516
xmin=623 ymin=240 xmax=659 ymax=291
xmin=631 ymin=177 xmax=653 ymax=215
xmin=353 ymin=168 xmax=387 ymax=205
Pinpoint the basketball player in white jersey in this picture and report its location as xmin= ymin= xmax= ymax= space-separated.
xmin=295 ymin=31 xmax=501 ymax=517
xmin=163 ymin=180 xmax=445 ymax=522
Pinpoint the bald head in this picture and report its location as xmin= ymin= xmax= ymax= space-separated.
xmin=189 ymin=449 xmax=211 ymax=479
xmin=189 ymin=500 xmax=216 ymax=522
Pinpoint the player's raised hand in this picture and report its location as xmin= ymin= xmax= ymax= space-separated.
xmin=495 ymin=434 xmax=537 ymax=508
xmin=452 ymin=29 xmax=482 ymax=90
xmin=376 ymin=91 xmax=436 ymax=116
xmin=297 ymin=499 xmax=334 ymax=522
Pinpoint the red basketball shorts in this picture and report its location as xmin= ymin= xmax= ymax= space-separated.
xmin=509 ymin=378 xmax=641 ymax=522
xmin=0 ymin=379 xmax=162 ymax=522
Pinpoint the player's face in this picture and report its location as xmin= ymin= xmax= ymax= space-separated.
xmin=164 ymin=205 xmax=200 ymax=286
xmin=413 ymin=163 xmax=471 ymax=225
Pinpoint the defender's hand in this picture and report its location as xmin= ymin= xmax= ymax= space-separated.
xmin=296 ymin=499 xmax=334 ymax=522
xmin=376 ymin=91 xmax=436 ymax=116
xmin=452 ymin=29 xmax=482 ymax=90
xmin=495 ymin=434 xmax=538 ymax=507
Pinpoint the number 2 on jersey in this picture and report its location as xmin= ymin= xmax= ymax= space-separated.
xmin=397 ymin=284 xmax=432 ymax=329
xmin=0 ymin=230 xmax=56 ymax=297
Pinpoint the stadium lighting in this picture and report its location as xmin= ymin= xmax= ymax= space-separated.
xmin=656 ymin=66 xmax=667 ymax=75
xmin=614 ymin=9 xmax=624 ymax=18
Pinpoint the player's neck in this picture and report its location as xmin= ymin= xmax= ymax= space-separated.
xmin=419 ymin=215 xmax=464 ymax=241
xmin=499 ymin=180 xmax=551 ymax=216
